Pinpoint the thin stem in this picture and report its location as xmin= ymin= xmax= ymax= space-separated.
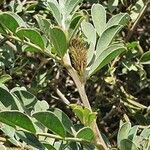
xmin=7 ymin=35 xmax=61 ymax=62
xmin=55 ymin=88 xmax=70 ymax=105
xmin=125 ymin=1 xmax=150 ymax=42
xmin=37 ymin=132 xmax=89 ymax=143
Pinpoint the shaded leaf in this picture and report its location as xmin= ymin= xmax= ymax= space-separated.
xmin=43 ymin=143 xmax=56 ymax=150
xmin=128 ymin=125 xmax=139 ymax=141
xmin=53 ymin=108 xmax=75 ymax=135
xmin=120 ymin=139 xmax=138 ymax=150
xmin=32 ymin=111 xmax=66 ymax=137
xmin=0 ymin=12 xmax=26 ymax=33
xmin=16 ymin=131 xmax=44 ymax=149
xmin=11 ymin=88 xmax=38 ymax=109
xmin=76 ymin=127 xmax=94 ymax=142
xmin=0 ymin=111 xmax=36 ymax=133
xmin=49 ymin=27 xmax=67 ymax=57
xmin=0 ymin=86 xmax=18 ymax=110
xmin=69 ymin=14 xmax=84 ymax=40
xmin=16 ymin=28 xmax=45 ymax=52
xmin=140 ymin=51 xmax=150 ymax=64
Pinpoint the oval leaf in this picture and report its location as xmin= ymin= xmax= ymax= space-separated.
xmin=91 ymin=4 xmax=106 ymax=36
xmin=96 ymin=25 xmax=123 ymax=59
xmin=47 ymin=2 xmax=61 ymax=25
xmin=16 ymin=28 xmax=45 ymax=52
xmin=140 ymin=51 xmax=150 ymax=64
xmin=53 ymin=108 xmax=75 ymax=135
xmin=0 ymin=86 xmax=18 ymax=110
xmin=89 ymin=44 xmax=125 ymax=76
xmin=117 ymin=122 xmax=131 ymax=148
xmin=76 ymin=127 xmax=94 ymax=142
xmin=65 ymin=0 xmax=83 ymax=16
xmin=49 ymin=27 xmax=67 ymax=57
xmin=32 ymin=111 xmax=66 ymax=137
xmin=120 ymin=139 xmax=138 ymax=150
xmin=0 ymin=12 xmax=26 ymax=33
xmin=0 ymin=111 xmax=36 ymax=133
xmin=81 ymin=21 xmax=96 ymax=45
xmin=106 ymin=13 xmax=130 ymax=28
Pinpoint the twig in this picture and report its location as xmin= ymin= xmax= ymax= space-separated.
xmin=0 ymin=35 xmax=17 ymax=52
xmin=37 ymin=132 xmax=89 ymax=143
xmin=125 ymin=2 xmax=150 ymax=42
xmin=55 ymin=88 xmax=70 ymax=105
xmin=102 ymin=105 xmax=117 ymax=122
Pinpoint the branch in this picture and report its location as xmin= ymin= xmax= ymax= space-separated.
xmin=63 ymin=54 xmax=108 ymax=150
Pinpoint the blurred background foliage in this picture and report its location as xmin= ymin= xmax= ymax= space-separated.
xmin=0 ymin=0 xmax=150 ymax=148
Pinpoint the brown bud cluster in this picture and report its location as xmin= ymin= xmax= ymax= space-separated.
xmin=70 ymin=38 xmax=87 ymax=79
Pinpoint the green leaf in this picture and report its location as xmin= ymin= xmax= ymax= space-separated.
xmin=91 ymin=4 xmax=106 ymax=36
xmin=34 ymin=100 xmax=49 ymax=112
xmin=53 ymin=108 xmax=75 ymax=135
xmin=69 ymin=14 xmax=84 ymax=40
xmin=106 ymin=13 xmax=130 ymax=28
xmin=117 ymin=122 xmax=131 ymax=148
xmin=87 ymin=43 xmax=95 ymax=67
xmin=65 ymin=0 xmax=83 ymax=16
xmin=16 ymin=28 xmax=45 ymax=52
xmin=120 ymin=139 xmax=138 ymax=150
xmin=49 ymin=27 xmax=67 ymax=57
xmin=140 ymin=128 xmax=150 ymax=138
xmin=108 ymin=0 xmax=118 ymax=13
xmin=16 ymin=131 xmax=44 ymax=149
xmin=89 ymin=44 xmax=125 ymax=76
xmin=32 ymin=111 xmax=66 ymax=137
xmin=81 ymin=21 xmax=96 ymax=45
xmin=76 ymin=127 xmax=94 ymax=142
xmin=0 ymin=74 xmax=12 ymax=84
xmin=96 ymin=25 xmax=123 ymax=59
xmin=0 ymin=86 xmax=18 ymax=110
xmin=0 ymin=12 xmax=26 ymax=33
xmin=35 ymin=15 xmax=51 ymax=36
xmin=11 ymin=88 xmax=38 ymax=109
xmin=140 ymin=51 xmax=150 ymax=64
xmin=43 ymin=143 xmax=56 ymax=150
xmin=128 ymin=126 xmax=139 ymax=141
xmin=70 ymin=104 xmax=84 ymax=124
xmin=47 ymin=2 xmax=61 ymax=25
xmin=0 ymin=111 xmax=36 ymax=133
